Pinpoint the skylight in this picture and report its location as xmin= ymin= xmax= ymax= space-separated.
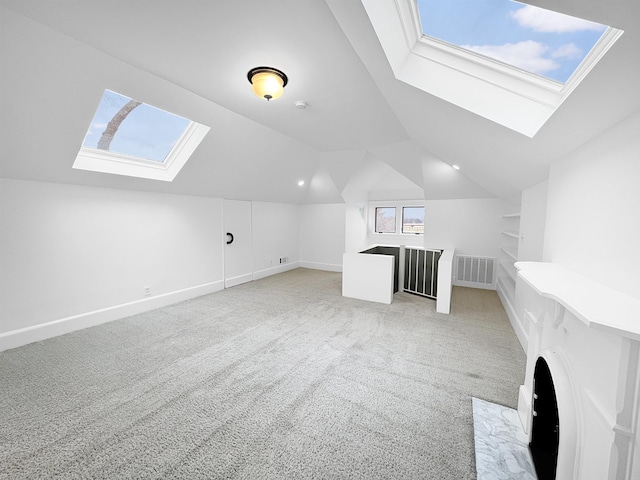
xmin=73 ymin=90 xmax=210 ymax=181
xmin=417 ymin=0 xmax=608 ymax=84
xmin=361 ymin=0 xmax=623 ymax=136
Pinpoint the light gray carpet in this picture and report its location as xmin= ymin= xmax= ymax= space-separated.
xmin=0 ymin=268 xmax=526 ymax=479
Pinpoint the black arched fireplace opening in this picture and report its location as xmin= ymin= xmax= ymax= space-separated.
xmin=530 ymin=356 xmax=560 ymax=480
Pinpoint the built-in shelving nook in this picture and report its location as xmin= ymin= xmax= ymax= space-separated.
xmin=497 ymin=212 xmax=520 ymax=323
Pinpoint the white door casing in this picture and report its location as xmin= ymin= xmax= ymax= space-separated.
xmin=223 ymin=199 xmax=253 ymax=288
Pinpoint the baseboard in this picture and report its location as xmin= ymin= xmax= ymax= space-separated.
xmin=299 ymin=261 xmax=343 ymax=272
xmin=453 ymin=280 xmax=497 ymax=290
xmin=224 ymin=273 xmax=254 ymax=288
xmin=0 ymin=280 xmax=224 ymax=352
xmin=496 ymin=285 xmax=528 ymax=351
xmin=253 ymin=261 xmax=300 ymax=281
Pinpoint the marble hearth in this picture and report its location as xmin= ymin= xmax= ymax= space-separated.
xmin=515 ymin=262 xmax=640 ymax=480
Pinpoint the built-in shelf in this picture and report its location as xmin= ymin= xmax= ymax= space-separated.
xmin=497 ymin=211 xmax=521 ymax=324
xmin=499 ymin=260 xmax=518 ymax=281
xmin=498 ymin=275 xmax=515 ymax=299
xmin=500 ymin=246 xmax=518 ymax=261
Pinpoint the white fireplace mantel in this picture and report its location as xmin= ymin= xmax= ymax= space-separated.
xmin=514 ymin=261 xmax=640 ymax=480
xmin=515 ymin=262 xmax=640 ymax=341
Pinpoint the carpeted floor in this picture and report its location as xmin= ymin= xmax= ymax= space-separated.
xmin=0 ymin=268 xmax=526 ymax=479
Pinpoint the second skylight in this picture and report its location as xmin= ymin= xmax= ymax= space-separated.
xmin=417 ymin=0 xmax=608 ymax=84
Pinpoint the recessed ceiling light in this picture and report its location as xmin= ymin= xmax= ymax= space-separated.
xmin=298 ymin=180 xmax=305 ymax=186
xmin=452 ymin=164 xmax=461 ymax=170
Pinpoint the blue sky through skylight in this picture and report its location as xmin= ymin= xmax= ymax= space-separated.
xmin=83 ymin=90 xmax=191 ymax=163
xmin=417 ymin=0 xmax=607 ymax=83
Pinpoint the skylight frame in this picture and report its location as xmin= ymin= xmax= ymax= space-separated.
xmin=73 ymin=91 xmax=210 ymax=182
xmin=361 ymin=0 xmax=623 ymax=137
xmin=411 ymin=0 xmax=611 ymax=88
xmin=410 ymin=0 xmax=619 ymax=96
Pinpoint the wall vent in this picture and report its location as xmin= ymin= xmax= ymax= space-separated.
xmin=454 ymin=255 xmax=496 ymax=289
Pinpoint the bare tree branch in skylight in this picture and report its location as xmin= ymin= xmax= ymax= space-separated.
xmin=97 ymin=99 xmax=141 ymax=151
xmin=82 ymin=90 xmax=191 ymax=163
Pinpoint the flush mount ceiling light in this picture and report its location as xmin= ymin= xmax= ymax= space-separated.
xmin=247 ymin=66 xmax=288 ymax=101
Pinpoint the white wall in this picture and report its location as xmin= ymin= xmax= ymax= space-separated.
xmin=342 ymin=179 xmax=370 ymax=254
xmin=344 ymin=203 xmax=368 ymax=254
xmin=423 ymin=198 xmax=507 ymax=256
xmin=252 ymin=201 xmax=300 ymax=277
xmin=0 ymin=178 xmax=224 ymax=344
xmin=299 ymin=203 xmax=346 ymax=271
xmin=544 ymin=111 xmax=640 ymax=300
xmin=346 ymin=197 xmax=506 ymax=261
xmin=0 ymin=181 xmax=322 ymax=349
xmin=0 ymin=175 xmax=523 ymax=350
xmin=518 ymin=181 xmax=547 ymax=262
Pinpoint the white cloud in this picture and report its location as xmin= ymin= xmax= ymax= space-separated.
xmin=511 ymin=5 xmax=605 ymax=33
xmin=552 ymin=43 xmax=582 ymax=59
xmin=461 ymin=40 xmax=559 ymax=75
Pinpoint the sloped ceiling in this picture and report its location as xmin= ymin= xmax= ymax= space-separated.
xmin=1 ymin=0 xmax=639 ymax=205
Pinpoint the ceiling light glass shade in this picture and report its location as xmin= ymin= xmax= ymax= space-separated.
xmin=247 ymin=67 xmax=288 ymax=101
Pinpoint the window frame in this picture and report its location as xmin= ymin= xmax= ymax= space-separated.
xmin=370 ymin=201 xmax=425 ymax=237
xmin=401 ymin=205 xmax=425 ymax=235
xmin=73 ymin=90 xmax=210 ymax=182
xmin=415 ymin=0 xmax=608 ymax=85
xmin=374 ymin=206 xmax=397 ymax=234
xmin=361 ymin=0 xmax=623 ymax=137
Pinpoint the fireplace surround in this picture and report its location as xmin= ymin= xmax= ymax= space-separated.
xmin=514 ymin=262 xmax=640 ymax=480
xmin=530 ymin=356 xmax=560 ymax=479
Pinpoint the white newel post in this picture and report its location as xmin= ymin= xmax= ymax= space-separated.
xmin=436 ymin=248 xmax=454 ymax=314
xmin=398 ymin=245 xmax=405 ymax=293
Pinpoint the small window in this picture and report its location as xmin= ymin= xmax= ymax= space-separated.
xmin=375 ymin=207 xmax=396 ymax=233
xmin=402 ymin=207 xmax=425 ymax=234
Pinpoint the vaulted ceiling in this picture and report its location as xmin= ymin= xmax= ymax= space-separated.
xmin=1 ymin=0 xmax=638 ymax=205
